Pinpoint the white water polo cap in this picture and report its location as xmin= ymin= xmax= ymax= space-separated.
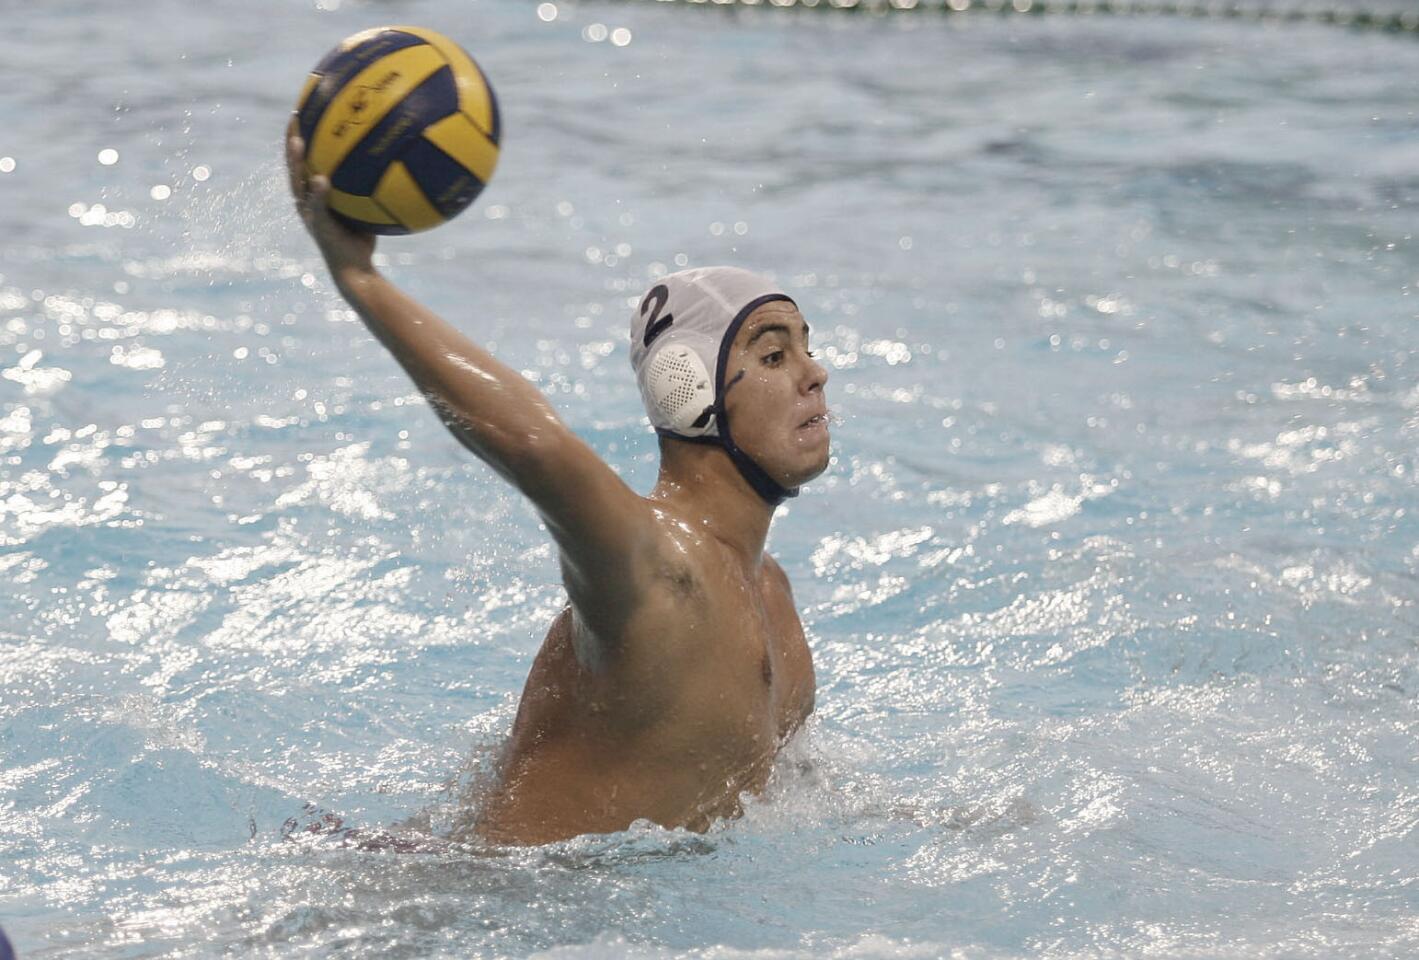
xmin=629 ymin=266 xmax=800 ymax=504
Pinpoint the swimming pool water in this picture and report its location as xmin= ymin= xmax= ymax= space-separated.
xmin=2 ymin=1 xmax=1417 ymax=957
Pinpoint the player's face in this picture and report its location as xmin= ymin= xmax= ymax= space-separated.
xmin=721 ymin=301 xmax=831 ymax=489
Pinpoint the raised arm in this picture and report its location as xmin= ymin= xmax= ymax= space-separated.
xmin=285 ymin=126 xmax=657 ymax=643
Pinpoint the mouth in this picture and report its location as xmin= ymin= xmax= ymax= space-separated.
xmin=797 ymin=412 xmax=829 ymax=431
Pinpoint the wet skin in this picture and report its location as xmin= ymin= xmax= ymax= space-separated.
xmin=476 ymin=304 xmax=829 ymax=843
xmin=286 ymin=127 xmax=830 ymax=844
xmin=474 ymin=542 xmax=816 ymax=843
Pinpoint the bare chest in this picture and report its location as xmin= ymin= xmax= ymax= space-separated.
xmin=483 ymin=562 xmax=816 ymax=841
xmin=643 ymin=565 xmax=815 ymax=747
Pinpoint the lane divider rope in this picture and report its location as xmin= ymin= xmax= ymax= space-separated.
xmin=623 ymin=0 xmax=1419 ymax=33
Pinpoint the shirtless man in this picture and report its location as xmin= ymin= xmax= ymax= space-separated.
xmin=286 ymin=129 xmax=831 ymax=845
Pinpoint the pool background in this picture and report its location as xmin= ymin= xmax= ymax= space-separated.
xmin=2 ymin=0 xmax=1417 ymax=956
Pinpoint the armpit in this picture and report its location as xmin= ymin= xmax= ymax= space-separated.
xmin=656 ymin=560 xmax=702 ymax=599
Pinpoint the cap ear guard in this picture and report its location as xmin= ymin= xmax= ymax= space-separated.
xmin=642 ymin=343 xmax=717 ymax=437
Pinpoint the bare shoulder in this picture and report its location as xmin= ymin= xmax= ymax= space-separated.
xmin=563 ymin=498 xmax=710 ymax=659
xmin=641 ymin=500 xmax=716 ymax=599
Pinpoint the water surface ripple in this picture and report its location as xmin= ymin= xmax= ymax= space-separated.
xmin=1 ymin=2 xmax=1416 ymax=958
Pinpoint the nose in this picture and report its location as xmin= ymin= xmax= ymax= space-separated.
xmin=801 ymin=351 xmax=828 ymax=394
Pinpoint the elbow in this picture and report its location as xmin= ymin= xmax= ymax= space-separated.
xmin=502 ymin=420 xmax=576 ymax=498
xmin=428 ymin=398 xmax=567 ymax=491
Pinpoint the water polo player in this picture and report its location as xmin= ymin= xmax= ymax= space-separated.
xmin=286 ymin=129 xmax=830 ymax=844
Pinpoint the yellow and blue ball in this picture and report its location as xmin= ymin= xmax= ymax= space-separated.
xmin=295 ymin=26 xmax=500 ymax=235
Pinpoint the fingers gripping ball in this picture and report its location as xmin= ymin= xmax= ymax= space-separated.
xmin=295 ymin=26 xmax=500 ymax=234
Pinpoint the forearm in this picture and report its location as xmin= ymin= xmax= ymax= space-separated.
xmin=333 ymin=266 xmax=566 ymax=476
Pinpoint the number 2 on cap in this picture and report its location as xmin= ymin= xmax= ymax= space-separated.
xmin=641 ymin=284 xmax=673 ymax=347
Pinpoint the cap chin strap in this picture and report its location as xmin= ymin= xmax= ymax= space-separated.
xmin=655 ymin=429 xmax=799 ymax=506
xmin=715 ymin=367 xmax=799 ymax=505
xmin=714 ymin=292 xmax=800 ymax=506
xmin=724 ymin=435 xmax=799 ymax=506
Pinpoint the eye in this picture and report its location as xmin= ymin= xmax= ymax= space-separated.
xmin=806 ymin=350 xmax=817 ymax=358
xmin=763 ymin=350 xmax=784 ymax=366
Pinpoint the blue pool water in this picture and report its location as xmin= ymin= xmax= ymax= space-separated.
xmin=2 ymin=1 xmax=1417 ymax=956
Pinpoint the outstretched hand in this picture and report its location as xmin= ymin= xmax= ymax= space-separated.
xmin=286 ymin=116 xmax=376 ymax=280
